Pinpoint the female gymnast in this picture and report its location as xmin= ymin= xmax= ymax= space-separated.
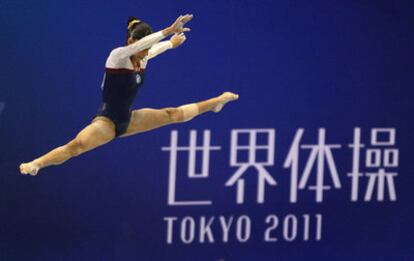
xmin=19 ymin=14 xmax=238 ymax=176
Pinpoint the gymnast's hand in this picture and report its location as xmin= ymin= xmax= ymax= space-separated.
xmin=164 ymin=14 xmax=193 ymax=35
xmin=170 ymin=33 xmax=187 ymax=48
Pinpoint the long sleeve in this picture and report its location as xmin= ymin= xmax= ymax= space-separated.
xmin=139 ymin=41 xmax=173 ymax=69
xmin=111 ymin=31 xmax=166 ymax=60
xmin=106 ymin=31 xmax=166 ymax=69
xmin=147 ymin=41 xmax=173 ymax=60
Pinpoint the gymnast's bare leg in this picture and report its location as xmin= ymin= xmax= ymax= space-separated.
xmin=19 ymin=117 xmax=116 ymax=176
xmin=121 ymin=92 xmax=238 ymax=137
xmin=19 ymin=92 xmax=238 ymax=175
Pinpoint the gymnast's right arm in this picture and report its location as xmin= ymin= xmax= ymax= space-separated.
xmin=113 ymin=14 xmax=193 ymax=59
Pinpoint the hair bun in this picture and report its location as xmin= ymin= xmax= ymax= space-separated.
xmin=127 ymin=16 xmax=141 ymax=29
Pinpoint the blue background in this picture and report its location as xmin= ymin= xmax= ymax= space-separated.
xmin=1 ymin=0 xmax=413 ymax=260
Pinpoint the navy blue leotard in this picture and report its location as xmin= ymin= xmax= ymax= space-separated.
xmin=95 ymin=31 xmax=172 ymax=137
xmin=97 ymin=68 xmax=145 ymax=136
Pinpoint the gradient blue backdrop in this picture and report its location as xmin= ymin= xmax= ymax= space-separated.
xmin=1 ymin=0 xmax=413 ymax=260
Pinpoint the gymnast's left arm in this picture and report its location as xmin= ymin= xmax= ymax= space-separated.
xmin=147 ymin=33 xmax=187 ymax=60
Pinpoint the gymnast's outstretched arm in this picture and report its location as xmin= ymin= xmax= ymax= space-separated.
xmin=113 ymin=15 xmax=193 ymax=60
xmin=146 ymin=33 xmax=187 ymax=60
xmin=138 ymin=33 xmax=187 ymax=69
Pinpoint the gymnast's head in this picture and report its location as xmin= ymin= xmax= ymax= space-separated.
xmin=127 ymin=16 xmax=153 ymax=58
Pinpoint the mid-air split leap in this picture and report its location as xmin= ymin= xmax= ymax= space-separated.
xmin=20 ymin=14 xmax=238 ymax=176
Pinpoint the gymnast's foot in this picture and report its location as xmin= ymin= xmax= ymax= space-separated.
xmin=19 ymin=161 xmax=40 ymax=176
xmin=213 ymin=92 xmax=239 ymax=112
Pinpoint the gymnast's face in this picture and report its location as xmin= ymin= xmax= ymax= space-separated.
xmin=127 ymin=38 xmax=149 ymax=60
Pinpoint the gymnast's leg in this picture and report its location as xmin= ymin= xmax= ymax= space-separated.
xmin=120 ymin=92 xmax=239 ymax=137
xmin=19 ymin=117 xmax=116 ymax=176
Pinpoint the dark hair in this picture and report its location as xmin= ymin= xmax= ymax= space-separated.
xmin=127 ymin=16 xmax=153 ymax=41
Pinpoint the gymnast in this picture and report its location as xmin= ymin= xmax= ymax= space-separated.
xmin=20 ymin=14 xmax=238 ymax=176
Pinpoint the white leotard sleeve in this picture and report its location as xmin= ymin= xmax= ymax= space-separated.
xmin=139 ymin=41 xmax=173 ymax=69
xmin=105 ymin=31 xmax=165 ymax=69
xmin=147 ymin=41 xmax=173 ymax=59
